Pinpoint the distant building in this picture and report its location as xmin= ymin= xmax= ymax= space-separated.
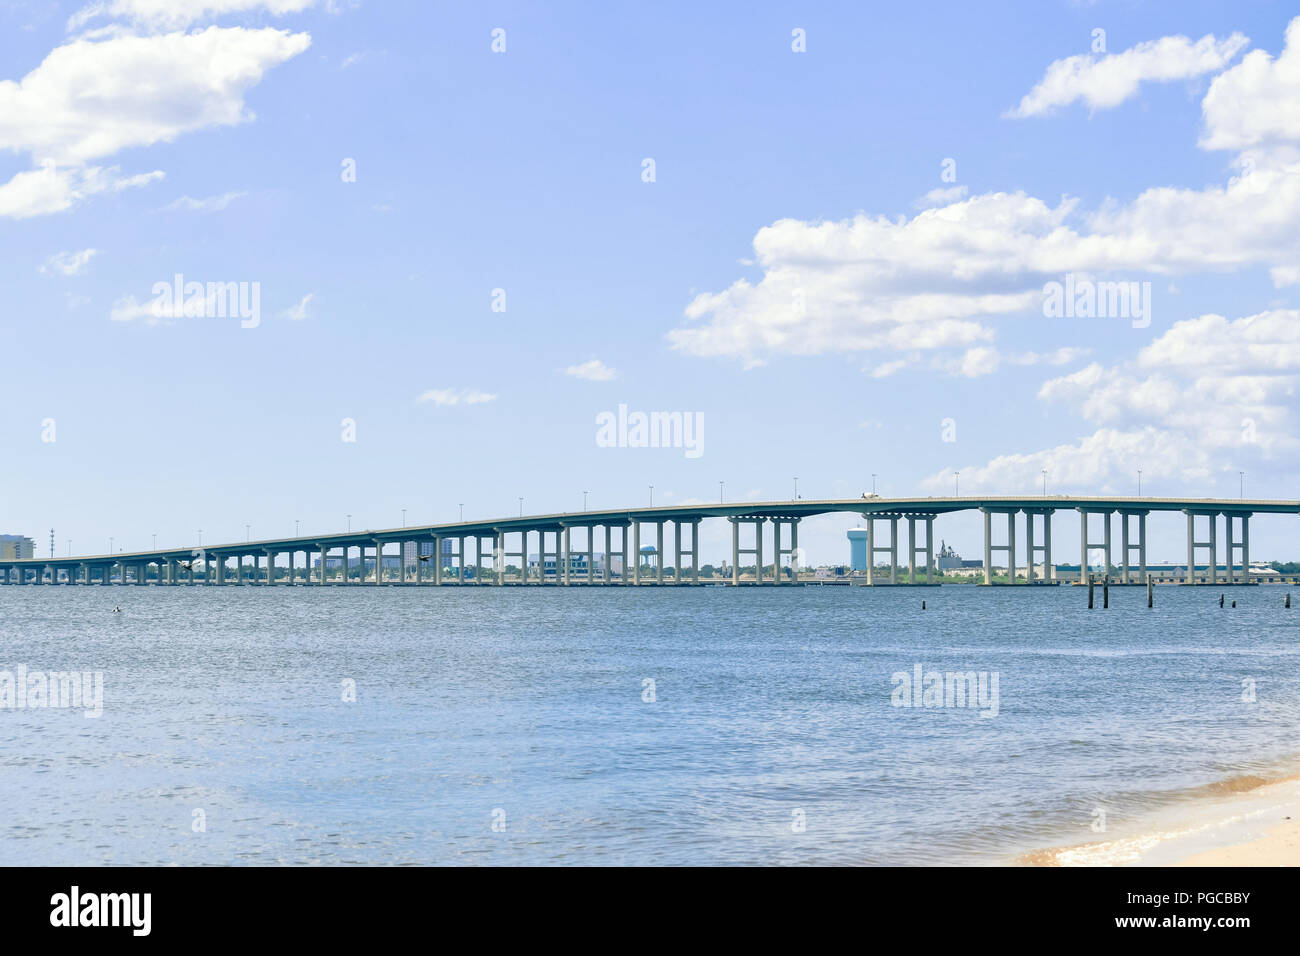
xmin=0 ymin=535 xmax=35 ymax=560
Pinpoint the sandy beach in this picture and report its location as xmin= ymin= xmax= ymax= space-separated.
xmin=1027 ymin=777 xmax=1300 ymax=867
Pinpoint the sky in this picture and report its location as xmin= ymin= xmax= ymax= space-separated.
xmin=2 ymin=0 xmax=1299 ymax=566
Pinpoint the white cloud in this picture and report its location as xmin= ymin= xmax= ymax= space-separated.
xmin=161 ymin=190 xmax=245 ymax=212
xmin=1201 ymin=17 xmax=1300 ymax=150
xmin=69 ymin=0 xmax=318 ymax=32
xmin=563 ymin=359 xmax=617 ymax=381
xmin=0 ymin=26 xmax=308 ymax=218
xmin=938 ymin=346 xmax=1001 ymax=378
xmin=0 ymin=164 xmax=162 ymax=218
xmin=416 ymin=388 xmax=498 ymax=407
xmin=670 ymin=19 xmax=1300 ymax=369
xmin=280 ymin=293 xmax=313 ymax=319
xmin=1007 ymin=31 xmax=1248 ymax=118
xmin=109 ymin=293 xmax=169 ymax=324
xmin=926 ymin=309 xmax=1300 ymax=493
xmin=914 ymin=184 xmax=968 ymax=208
xmin=40 ymin=247 xmax=98 ymax=275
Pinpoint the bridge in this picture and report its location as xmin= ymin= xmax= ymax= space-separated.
xmin=2 ymin=496 xmax=1296 ymax=587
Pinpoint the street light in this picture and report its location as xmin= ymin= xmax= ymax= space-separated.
xmin=197 ymin=530 xmax=202 ymax=546
xmin=346 ymin=515 xmax=351 ymax=533
xmin=295 ymin=520 xmax=300 ymax=537
xmin=1240 ymin=471 xmax=1245 ymax=499
xmin=793 ymin=476 xmax=798 ymax=500
xmin=1041 ymin=470 xmax=1047 ymax=495
xmin=109 ymin=536 xmax=113 ymax=554
xmin=954 ymin=472 xmax=959 ymax=496
xmin=1137 ymin=470 xmax=1142 ymax=496
xmin=872 ymin=474 xmax=877 ymax=494
xmin=583 ymin=491 xmax=588 ymax=511
xmin=245 ymin=524 xmax=251 ymax=543
xmin=649 ymin=485 xmax=654 ymax=506
xmin=152 ymin=533 xmax=157 ymax=550
xmin=459 ymin=503 xmax=464 ymax=522
xmin=402 ymin=509 xmax=407 ymax=527
xmin=519 ymin=497 xmax=524 ymax=517
xmin=719 ymin=481 xmax=724 ymax=503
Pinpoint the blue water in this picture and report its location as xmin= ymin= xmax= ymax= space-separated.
xmin=2 ymin=584 xmax=1298 ymax=865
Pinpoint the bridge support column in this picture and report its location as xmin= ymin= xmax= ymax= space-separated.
xmin=1118 ymin=511 xmax=1148 ymax=584
xmin=984 ymin=510 xmax=993 ymax=585
xmin=655 ymin=522 xmax=664 ymax=584
xmin=1242 ymin=514 xmax=1251 ymax=582
xmin=587 ymin=527 xmax=595 ymax=585
xmin=674 ymin=523 xmax=683 ymax=585
xmin=773 ymin=520 xmax=783 ymax=585
xmin=730 ymin=519 xmax=739 ymax=586
xmin=604 ymin=526 xmax=612 ymax=584
xmin=562 ymin=527 xmax=571 ymax=585
xmin=754 ymin=519 xmax=764 ymax=585
xmin=1209 ymin=517 xmax=1218 ymax=585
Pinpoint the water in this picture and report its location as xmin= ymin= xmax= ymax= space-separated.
xmin=2 ymin=583 xmax=1298 ymax=865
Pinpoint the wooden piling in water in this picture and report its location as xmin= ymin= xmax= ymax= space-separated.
xmin=1147 ymin=578 xmax=1153 ymax=608
xmin=1103 ymin=577 xmax=1109 ymax=609
xmin=1088 ymin=575 xmax=1094 ymax=609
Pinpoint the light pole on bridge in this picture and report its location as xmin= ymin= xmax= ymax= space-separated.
xmin=954 ymin=472 xmax=959 ymax=496
xmin=649 ymin=485 xmax=654 ymax=507
xmin=793 ymin=476 xmax=798 ymax=500
xmin=872 ymin=474 xmax=877 ymax=494
xmin=719 ymin=481 xmax=724 ymax=503
xmin=459 ymin=504 xmax=464 ymax=522
xmin=1041 ymin=470 xmax=1047 ymax=495
xmin=1137 ymin=470 xmax=1142 ymax=496
xmin=1240 ymin=471 xmax=1245 ymax=499
xmin=346 ymin=515 xmax=352 ymax=533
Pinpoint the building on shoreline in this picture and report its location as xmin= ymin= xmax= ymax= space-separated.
xmin=0 ymin=535 xmax=35 ymax=560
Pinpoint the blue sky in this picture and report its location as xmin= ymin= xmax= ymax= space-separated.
xmin=3 ymin=0 xmax=1299 ymax=565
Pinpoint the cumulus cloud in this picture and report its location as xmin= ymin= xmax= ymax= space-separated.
xmin=0 ymin=164 xmax=162 ymax=218
xmin=670 ymin=18 xmax=1300 ymax=370
xmin=416 ymin=388 xmax=497 ymax=407
xmin=1006 ymin=31 xmax=1249 ymax=118
xmin=925 ymin=309 xmax=1300 ymax=493
xmin=40 ymin=247 xmax=98 ymax=276
xmin=1201 ymin=17 xmax=1300 ymax=150
xmin=563 ymin=359 xmax=617 ymax=381
xmin=0 ymin=26 xmax=308 ymax=218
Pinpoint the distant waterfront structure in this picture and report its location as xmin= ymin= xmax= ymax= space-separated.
xmin=0 ymin=535 xmax=35 ymax=560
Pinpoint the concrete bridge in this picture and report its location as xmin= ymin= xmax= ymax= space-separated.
xmin=2 ymin=496 xmax=1295 ymax=588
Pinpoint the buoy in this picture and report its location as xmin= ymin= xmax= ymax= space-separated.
xmin=922 ymin=600 xmax=926 ymax=610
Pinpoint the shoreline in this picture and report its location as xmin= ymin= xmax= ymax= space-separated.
xmin=1024 ymin=775 xmax=1300 ymax=866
